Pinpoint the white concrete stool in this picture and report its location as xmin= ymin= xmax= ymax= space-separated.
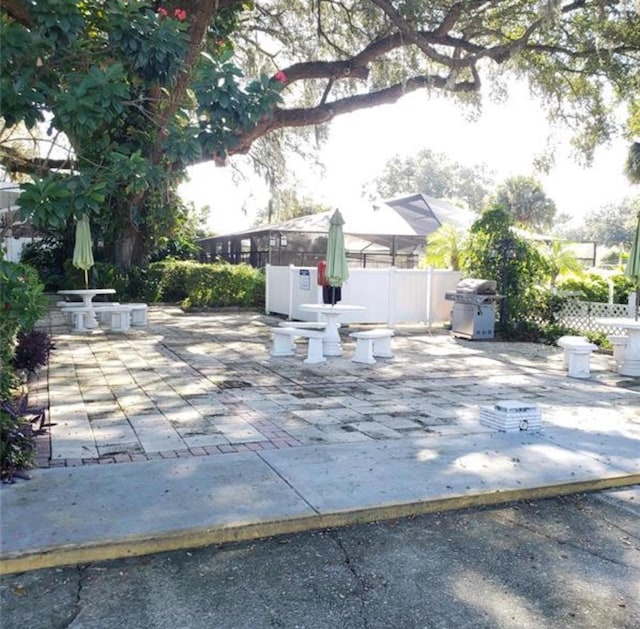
xmin=108 ymin=306 xmax=132 ymax=332
xmin=300 ymin=330 xmax=326 ymax=364
xmin=270 ymin=327 xmax=297 ymax=356
xmin=557 ymin=335 xmax=598 ymax=378
xmin=60 ymin=304 xmax=85 ymax=324
xmin=270 ymin=327 xmax=326 ymax=364
xmin=70 ymin=308 xmax=92 ymax=332
xmin=557 ymin=335 xmax=589 ymax=368
xmin=127 ymin=303 xmax=148 ymax=326
xmin=92 ymin=303 xmax=121 ymax=324
xmin=607 ymin=334 xmax=628 ymax=368
xmin=350 ymin=329 xmax=394 ymax=364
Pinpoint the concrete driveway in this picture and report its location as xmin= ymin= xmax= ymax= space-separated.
xmin=1 ymin=488 xmax=638 ymax=629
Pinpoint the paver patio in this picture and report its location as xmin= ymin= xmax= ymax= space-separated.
xmin=34 ymin=304 xmax=639 ymax=468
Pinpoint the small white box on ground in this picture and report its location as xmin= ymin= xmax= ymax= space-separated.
xmin=479 ymin=400 xmax=542 ymax=432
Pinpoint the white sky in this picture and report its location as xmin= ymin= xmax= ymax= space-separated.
xmin=180 ymin=81 xmax=637 ymax=234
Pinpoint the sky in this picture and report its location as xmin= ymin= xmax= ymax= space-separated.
xmin=179 ymin=81 xmax=637 ymax=235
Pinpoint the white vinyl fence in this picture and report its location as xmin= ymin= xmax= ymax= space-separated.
xmin=265 ymin=265 xmax=462 ymax=326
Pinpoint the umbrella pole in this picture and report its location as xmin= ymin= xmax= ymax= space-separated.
xmin=84 ymin=269 xmax=88 ymax=290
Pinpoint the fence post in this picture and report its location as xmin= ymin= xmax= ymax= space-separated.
xmin=630 ymin=292 xmax=638 ymax=318
xmin=387 ymin=267 xmax=397 ymax=326
xmin=425 ymin=267 xmax=433 ymax=328
xmin=265 ymin=264 xmax=272 ymax=314
xmin=287 ymin=265 xmax=296 ymax=319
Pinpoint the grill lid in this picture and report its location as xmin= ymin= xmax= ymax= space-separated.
xmin=455 ymin=278 xmax=497 ymax=294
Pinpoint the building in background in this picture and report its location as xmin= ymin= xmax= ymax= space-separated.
xmin=196 ymin=193 xmax=475 ymax=269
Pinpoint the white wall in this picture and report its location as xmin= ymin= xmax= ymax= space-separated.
xmin=1 ymin=237 xmax=32 ymax=263
xmin=265 ymin=265 xmax=462 ymax=326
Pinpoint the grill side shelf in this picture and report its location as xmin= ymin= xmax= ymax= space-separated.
xmin=444 ymin=292 xmax=503 ymax=304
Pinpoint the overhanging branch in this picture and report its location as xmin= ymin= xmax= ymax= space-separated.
xmin=215 ymin=74 xmax=477 ymax=158
xmin=0 ymin=148 xmax=75 ymax=176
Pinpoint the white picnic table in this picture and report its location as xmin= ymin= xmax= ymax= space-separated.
xmin=596 ymin=317 xmax=640 ymax=376
xmin=299 ymin=303 xmax=365 ymax=356
xmin=57 ymin=288 xmax=116 ymax=329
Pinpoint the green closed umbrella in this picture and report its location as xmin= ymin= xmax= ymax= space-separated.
xmin=625 ymin=210 xmax=640 ymax=320
xmin=73 ymin=214 xmax=94 ymax=289
xmin=325 ymin=209 xmax=349 ymax=305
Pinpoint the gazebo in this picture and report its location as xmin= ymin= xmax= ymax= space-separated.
xmin=196 ymin=193 xmax=475 ymax=269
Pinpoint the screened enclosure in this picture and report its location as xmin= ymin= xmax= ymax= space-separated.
xmin=196 ymin=193 xmax=475 ymax=269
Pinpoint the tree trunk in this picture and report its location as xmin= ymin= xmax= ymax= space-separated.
xmin=114 ymin=223 xmax=146 ymax=269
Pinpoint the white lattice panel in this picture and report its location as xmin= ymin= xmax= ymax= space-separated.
xmin=557 ymin=301 xmax=632 ymax=335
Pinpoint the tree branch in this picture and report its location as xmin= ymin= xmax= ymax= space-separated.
xmin=0 ymin=148 xmax=75 ymax=176
xmin=217 ymin=73 xmax=477 ymax=158
xmin=0 ymin=0 xmax=32 ymax=27
xmin=150 ymin=0 xmax=222 ymax=162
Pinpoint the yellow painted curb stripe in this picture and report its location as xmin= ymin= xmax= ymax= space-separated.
xmin=2 ymin=474 xmax=638 ymax=576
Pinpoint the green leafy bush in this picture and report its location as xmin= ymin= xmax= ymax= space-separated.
xmin=540 ymin=323 xmax=584 ymax=345
xmin=149 ymin=260 xmax=194 ymax=302
xmin=0 ymin=398 xmax=36 ymax=483
xmin=610 ymin=274 xmax=635 ymax=303
xmin=586 ymin=330 xmax=611 ymax=350
xmin=555 ymin=272 xmax=634 ymax=304
xmin=0 ymin=256 xmax=48 ymax=482
xmin=0 ymin=258 xmax=47 ymax=400
xmin=129 ymin=260 xmax=264 ymax=308
xmin=463 ymin=207 xmax=550 ymax=337
xmin=61 ymin=259 xmax=266 ymax=308
xmin=20 ymin=238 xmax=68 ymax=291
xmin=13 ymin=330 xmax=55 ymax=373
xmin=556 ymin=273 xmax=609 ymax=301
xmin=89 ymin=262 xmax=138 ymax=301
xmin=181 ymin=262 xmax=265 ymax=309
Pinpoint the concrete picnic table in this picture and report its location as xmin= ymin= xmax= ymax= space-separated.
xmin=57 ymin=288 xmax=116 ymax=329
xmin=596 ymin=317 xmax=640 ymax=376
xmin=299 ymin=303 xmax=365 ymax=356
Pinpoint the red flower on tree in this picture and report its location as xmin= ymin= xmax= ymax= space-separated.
xmin=272 ymin=70 xmax=287 ymax=83
xmin=157 ymin=7 xmax=168 ymax=18
xmin=174 ymin=8 xmax=187 ymax=21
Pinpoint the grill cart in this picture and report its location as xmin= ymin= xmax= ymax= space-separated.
xmin=445 ymin=278 xmax=503 ymax=340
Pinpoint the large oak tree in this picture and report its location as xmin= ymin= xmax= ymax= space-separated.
xmin=1 ymin=0 xmax=638 ymax=267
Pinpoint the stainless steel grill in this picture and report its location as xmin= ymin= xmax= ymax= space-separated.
xmin=445 ymin=278 xmax=502 ymax=340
